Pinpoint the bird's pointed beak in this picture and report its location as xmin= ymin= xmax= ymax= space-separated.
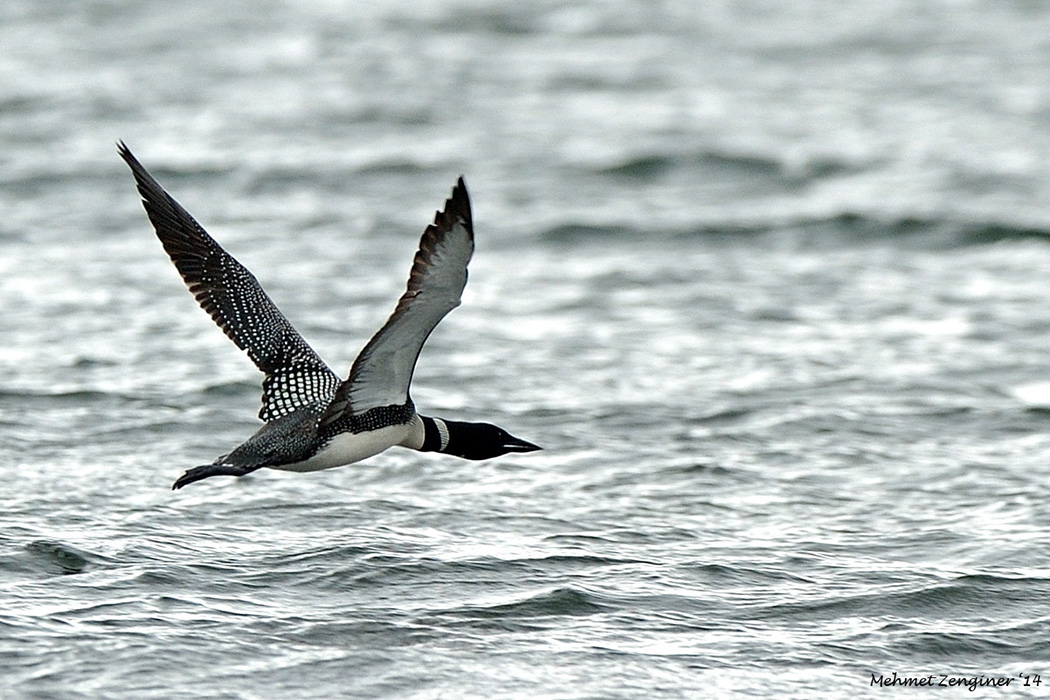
xmin=503 ymin=434 xmax=541 ymax=453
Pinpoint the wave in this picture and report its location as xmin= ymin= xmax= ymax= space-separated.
xmin=596 ymin=150 xmax=858 ymax=183
xmin=445 ymin=586 xmax=609 ymax=622
xmin=757 ymin=572 xmax=1050 ymax=624
xmin=540 ymin=211 xmax=1050 ymax=248
xmin=588 ymin=145 xmax=870 ymax=185
xmin=21 ymin=540 xmax=100 ymax=576
xmin=0 ymin=388 xmax=133 ymax=404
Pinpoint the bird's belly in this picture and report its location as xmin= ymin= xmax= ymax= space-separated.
xmin=270 ymin=425 xmax=411 ymax=473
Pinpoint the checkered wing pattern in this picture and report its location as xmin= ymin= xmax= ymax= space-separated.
xmin=120 ymin=143 xmax=340 ymax=422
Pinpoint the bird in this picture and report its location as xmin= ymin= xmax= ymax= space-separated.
xmin=118 ymin=142 xmax=540 ymax=490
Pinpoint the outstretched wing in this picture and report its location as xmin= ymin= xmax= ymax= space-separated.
xmin=118 ymin=142 xmax=341 ymax=422
xmin=320 ymin=177 xmax=473 ymax=425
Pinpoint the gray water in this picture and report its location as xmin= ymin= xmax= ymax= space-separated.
xmin=4 ymin=1 xmax=1050 ymax=698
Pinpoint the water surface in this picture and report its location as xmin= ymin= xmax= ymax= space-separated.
xmin=3 ymin=1 xmax=1050 ymax=698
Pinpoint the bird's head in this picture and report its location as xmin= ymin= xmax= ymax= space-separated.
xmin=440 ymin=420 xmax=541 ymax=460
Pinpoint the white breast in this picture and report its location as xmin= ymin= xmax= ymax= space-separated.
xmin=270 ymin=423 xmax=415 ymax=473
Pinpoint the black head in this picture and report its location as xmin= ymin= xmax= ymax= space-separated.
xmin=440 ymin=420 xmax=541 ymax=460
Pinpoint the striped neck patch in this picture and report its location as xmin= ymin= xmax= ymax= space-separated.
xmin=420 ymin=416 xmax=451 ymax=452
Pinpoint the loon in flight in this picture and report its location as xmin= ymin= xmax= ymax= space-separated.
xmin=118 ymin=143 xmax=540 ymax=490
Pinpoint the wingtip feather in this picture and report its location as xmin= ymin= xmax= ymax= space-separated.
xmin=445 ymin=175 xmax=473 ymax=232
xmin=116 ymin=140 xmax=139 ymax=168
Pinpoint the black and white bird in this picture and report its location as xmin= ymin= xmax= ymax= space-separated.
xmin=118 ymin=143 xmax=540 ymax=490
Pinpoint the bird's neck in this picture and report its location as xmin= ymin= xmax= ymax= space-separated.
xmin=418 ymin=415 xmax=452 ymax=453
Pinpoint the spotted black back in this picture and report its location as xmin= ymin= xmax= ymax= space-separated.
xmin=119 ymin=143 xmax=340 ymax=422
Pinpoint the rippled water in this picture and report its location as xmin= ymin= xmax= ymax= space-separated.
xmin=4 ymin=1 xmax=1050 ymax=698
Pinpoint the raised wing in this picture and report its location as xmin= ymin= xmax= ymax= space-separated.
xmin=118 ymin=142 xmax=340 ymax=422
xmin=320 ymin=177 xmax=473 ymax=425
